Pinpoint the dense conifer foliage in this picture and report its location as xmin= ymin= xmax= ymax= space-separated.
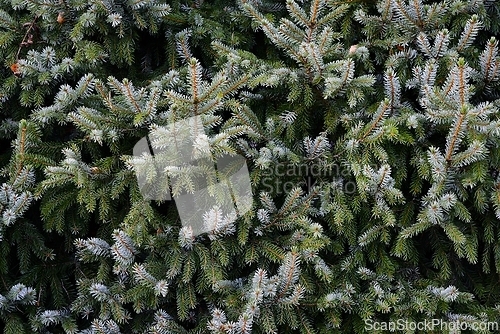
xmin=1 ymin=0 xmax=500 ymax=332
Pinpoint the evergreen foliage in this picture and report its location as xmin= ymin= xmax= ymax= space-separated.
xmin=1 ymin=0 xmax=500 ymax=333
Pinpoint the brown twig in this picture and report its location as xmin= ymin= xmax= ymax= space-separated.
xmin=16 ymin=15 xmax=39 ymax=61
xmin=16 ymin=125 xmax=27 ymax=177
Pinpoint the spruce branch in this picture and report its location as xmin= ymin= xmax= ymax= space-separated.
xmin=480 ymin=37 xmax=499 ymax=83
xmin=360 ymin=99 xmax=391 ymax=142
xmin=456 ymin=15 xmax=482 ymax=52
xmin=445 ymin=108 xmax=467 ymax=162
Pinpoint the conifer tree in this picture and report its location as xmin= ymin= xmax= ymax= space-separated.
xmin=1 ymin=0 xmax=500 ymax=333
